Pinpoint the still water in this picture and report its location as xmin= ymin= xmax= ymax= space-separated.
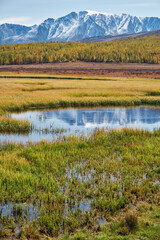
xmin=0 ymin=107 xmax=160 ymax=144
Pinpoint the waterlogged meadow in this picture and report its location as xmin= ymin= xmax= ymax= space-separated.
xmin=0 ymin=128 xmax=159 ymax=239
xmin=0 ymin=75 xmax=160 ymax=239
xmin=0 ymin=75 xmax=160 ymax=138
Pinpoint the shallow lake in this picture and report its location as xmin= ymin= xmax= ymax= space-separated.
xmin=0 ymin=107 xmax=160 ymax=144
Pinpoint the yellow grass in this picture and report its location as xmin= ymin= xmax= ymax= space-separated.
xmin=0 ymin=74 xmax=160 ymax=113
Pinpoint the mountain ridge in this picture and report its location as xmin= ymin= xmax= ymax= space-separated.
xmin=76 ymin=29 xmax=160 ymax=43
xmin=0 ymin=10 xmax=160 ymax=44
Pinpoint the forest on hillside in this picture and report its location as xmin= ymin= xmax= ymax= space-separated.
xmin=0 ymin=34 xmax=160 ymax=65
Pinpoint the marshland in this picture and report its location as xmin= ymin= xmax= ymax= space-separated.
xmin=0 ymin=75 xmax=160 ymax=113
xmin=0 ymin=72 xmax=159 ymax=239
xmin=0 ymin=127 xmax=160 ymax=239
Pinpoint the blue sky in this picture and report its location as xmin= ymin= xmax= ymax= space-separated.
xmin=0 ymin=0 xmax=160 ymax=26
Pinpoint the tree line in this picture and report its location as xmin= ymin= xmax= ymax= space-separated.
xmin=0 ymin=35 xmax=160 ymax=65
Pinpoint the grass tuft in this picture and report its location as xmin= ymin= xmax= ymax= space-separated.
xmin=124 ymin=211 xmax=138 ymax=230
xmin=0 ymin=116 xmax=32 ymax=134
xmin=146 ymin=91 xmax=160 ymax=96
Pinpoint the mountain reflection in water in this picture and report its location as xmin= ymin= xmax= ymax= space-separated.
xmin=0 ymin=107 xmax=160 ymax=144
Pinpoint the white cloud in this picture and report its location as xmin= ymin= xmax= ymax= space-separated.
xmin=0 ymin=17 xmax=32 ymax=25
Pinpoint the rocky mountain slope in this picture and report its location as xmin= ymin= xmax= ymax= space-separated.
xmin=77 ymin=29 xmax=160 ymax=42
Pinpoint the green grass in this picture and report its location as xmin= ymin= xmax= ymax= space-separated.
xmin=59 ymin=204 xmax=160 ymax=240
xmin=0 ymin=75 xmax=117 ymax=81
xmin=147 ymin=91 xmax=160 ymax=96
xmin=0 ymin=116 xmax=32 ymax=134
xmin=1 ymin=99 xmax=160 ymax=114
xmin=0 ymin=128 xmax=159 ymax=239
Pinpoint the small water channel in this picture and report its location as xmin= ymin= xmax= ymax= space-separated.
xmin=0 ymin=202 xmax=38 ymax=223
xmin=0 ymin=107 xmax=160 ymax=144
xmin=0 ymin=202 xmax=39 ymax=238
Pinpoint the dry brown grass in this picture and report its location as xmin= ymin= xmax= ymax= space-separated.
xmin=0 ymin=62 xmax=160 ymax=78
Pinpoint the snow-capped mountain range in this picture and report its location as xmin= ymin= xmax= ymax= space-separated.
xmin=0 ymin=10 xmax=160 ymax=44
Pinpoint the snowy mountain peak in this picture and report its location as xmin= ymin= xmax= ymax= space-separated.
xmin=86 ymin=10 xmax=113 ymax=16
xmin=43 ymin=18 xmax=55 ymax=25
xmin=0 ymin=11 xmax=160 ymax=44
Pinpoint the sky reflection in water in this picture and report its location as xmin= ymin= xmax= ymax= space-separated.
xmin=0 ymin=107 xmax=160 ymax=144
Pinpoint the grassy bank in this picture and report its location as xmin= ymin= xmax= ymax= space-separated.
xmin=0 ymin=116 xmax=32 ymax=134
xmin=0 ymin=75 xmax=160 ymax=113
xmin=0 ymin=128 xmax=159 ymax=239
xmin=0 ymin=74 xmax=116 ymax=81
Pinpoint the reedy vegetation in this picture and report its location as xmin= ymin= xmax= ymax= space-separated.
xmin=0 ymin=128 xmax=159 ymax=239
xmin=0 ymin=116 xmax=31 ymax=134
xmin=0 ymin=34 xmax=160 ymax=65
xmin=0 ymin=76 xmax=160 ymax=239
